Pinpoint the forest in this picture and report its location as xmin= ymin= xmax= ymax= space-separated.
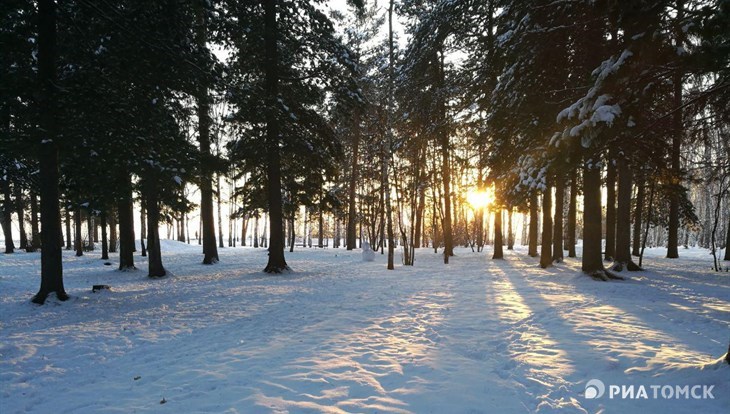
xmin=2 ymin=2 xmax=730 ymax=412
xmin=1 ymin=0 xmax=728 ymax=304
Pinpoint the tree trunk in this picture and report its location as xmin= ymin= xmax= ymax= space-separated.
xmin=178 ymin=213 xmax=185 ymax=242
xmin=262 ymin=0 xmax=289 ymax=273
xmin=521 ymin=212 xmax=528 ymax=246
xmin=74 ymin=206 xmax=83 ymax=256
xmin=553 ymin=174 xmax=564 ymax=263
xmin=507 ymin=208 xmax=514 ymax=250
xmin=93 ymin=212 xmax=99 ymax=243
xmin=197 ymin=1 xmax=219 ymax=264
xmin=632 ymin=169 xmax=645 ymax=256
xmin=605 ymin=153 xmax=616 ymax=261
xmin=117 ymin=177 xmax=135 ymax=271
xmin=492 ymin=207 xmax=503 ymax=259
xmin=216 ymin=173 xmax=224 ymax=248
xmin=667 ymin=71 xmax=682 ymax=259
xmin=318 ymin=204 xmax=324 ymax=248
xmin=436 ymin=52 xmax=453 ymax=263
xmin=33 ymin=0 xmax=68 ymax=304
xmin=582 ymin=159 xmax=606 ymax=278
xmin=14 ymin=184 xmax=28 ymax=250
xmin=1 ymin=177 xmax=14 ymax=254
xmin=64 ymin=205 xmax=72 ymax=250
xmin=29 ymin=191 xmax=41 ymax=251
xmin=140 ymin=196 xmax=147 ymax=257
xmin=100 ymin=210 xmax=109 ymax=260
xmin=242 ymin=215 xmax=248 ymax=246
xmin=346 ymin=114 xmax=360 ymax=250
xmin=228 ymin=181 xmax=233 ymax=247
xmin=109 ymin=208 xmax=117 ymax=253
xmin=253 ymin=214 xmax=259 ymax=248
xmin=86 ymin=211 xmax=94 ymax=251
xmin=567 ymin=168 xmax=577 ymax=258
xmin=384 ymin=0 xmax=396 ymax=269
xmin=613 ymin=156 xmax=640 ymax=271
xmin=414 ymin=184 xmax=425 ymax=248
xmin=540 ymin=177 xmax=553 ymax=269
xmin=528 ymin=192 xmax=538 ymax=257
xmin=145 ymin=179 xmax=166 ymax=278
xmin=289 ymin=215 xmax=295 ymax=252
xmin=725 ymin=216 xmax=730 ymax=261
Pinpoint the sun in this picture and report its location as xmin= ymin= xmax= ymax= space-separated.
xmin=466 ymin=189 xmax=491 ymax=209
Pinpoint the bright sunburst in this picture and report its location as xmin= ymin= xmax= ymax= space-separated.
xmin=466 ymin=189 xmax=491 ymax=209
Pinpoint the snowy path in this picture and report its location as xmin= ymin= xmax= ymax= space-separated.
xmin=1 ymin=242 xmax=728 ymax=413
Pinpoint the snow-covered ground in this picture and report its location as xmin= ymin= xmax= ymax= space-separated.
xmin=1 ymin=241 xmax=728 ymax=413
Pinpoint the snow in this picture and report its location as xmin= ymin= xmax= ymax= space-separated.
xmin=1 ymin=242 xmax=728 ymax=413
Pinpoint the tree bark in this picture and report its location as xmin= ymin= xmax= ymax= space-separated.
xmin=346 ymin=114 xmax=360 ymax=250
xmin=384 ymin=0 xmax=396 ymax=269
xmin=613 ymin=156 xmax=640 ymax=271
xmin=1 ymin=177 xmax=14 ymax=253
xmin=582 ymin=159 xmax=606 ymax=278
xmin=145 ymin=179 xmax=166 ymax=278
xmin=605 ymin=153 xmax=616 ymax=261
xmin=318 ymin=204 xmax=324 ymax=248
xmin=117 ymin=177 xmax=135 ymax=271
xmin=197 ymin=1 xmax=219 ymax=264
xmin=725 ymin=216 xmax=730 ymax=261
xmin=436 ymin=52 xmax=453 ymax=263
xmin=74 ymin=206 xmax=83 ymax=256
xmin=29 ymin=191 xmax=40 ymax=251
xmin=253 ymin=213 xmax=259 ymax=248
xmin=93 ymin=212 xmax=99 ymax=243
xmin=262 ymin=0 xmax=289 ymax=273
xmin=567 ymin=168 xmax=577 ymax=258
xmin=414 ymin=183 xmax=425 ymax=248
xmin=632 ymin=169 xmax=645 ymax=256
xmin=64 ymin=205 xmax=72 ymax=250
xmin=492 ymin=207 xmax=503 ymax=259
xmin=242 ymin=214 xmax=248 ymax=246
xmin=86 ymin=211 xmax=94 ymax=251
xmin=109 ymin=208 xmax=117 ymax=253
xmin=216 ymin=173 xmax=224 ymax=248
xmin=540 ymin=176 xmax=553 ymax=269
xmin=100 ymin=210 xmax=109 ymax=260
xmin=667 ymin=3 xmax=684 ymax=259
xmin=553 ymin=174 xmax=564 ymax=263
xmin=528 ymin=192 xmax=538 ymax=257
xmin=32 ymin=0 xmax=67 ymax=304
xmin=666 ymin=94 xmax=681 ymax=257
xmin=507 ymin=208 xmax=514 ymax=250
xmin=14 ymin=184 xmax=27 ymax=250
xmin=140 ymin=196 xmax=147 ymax=257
